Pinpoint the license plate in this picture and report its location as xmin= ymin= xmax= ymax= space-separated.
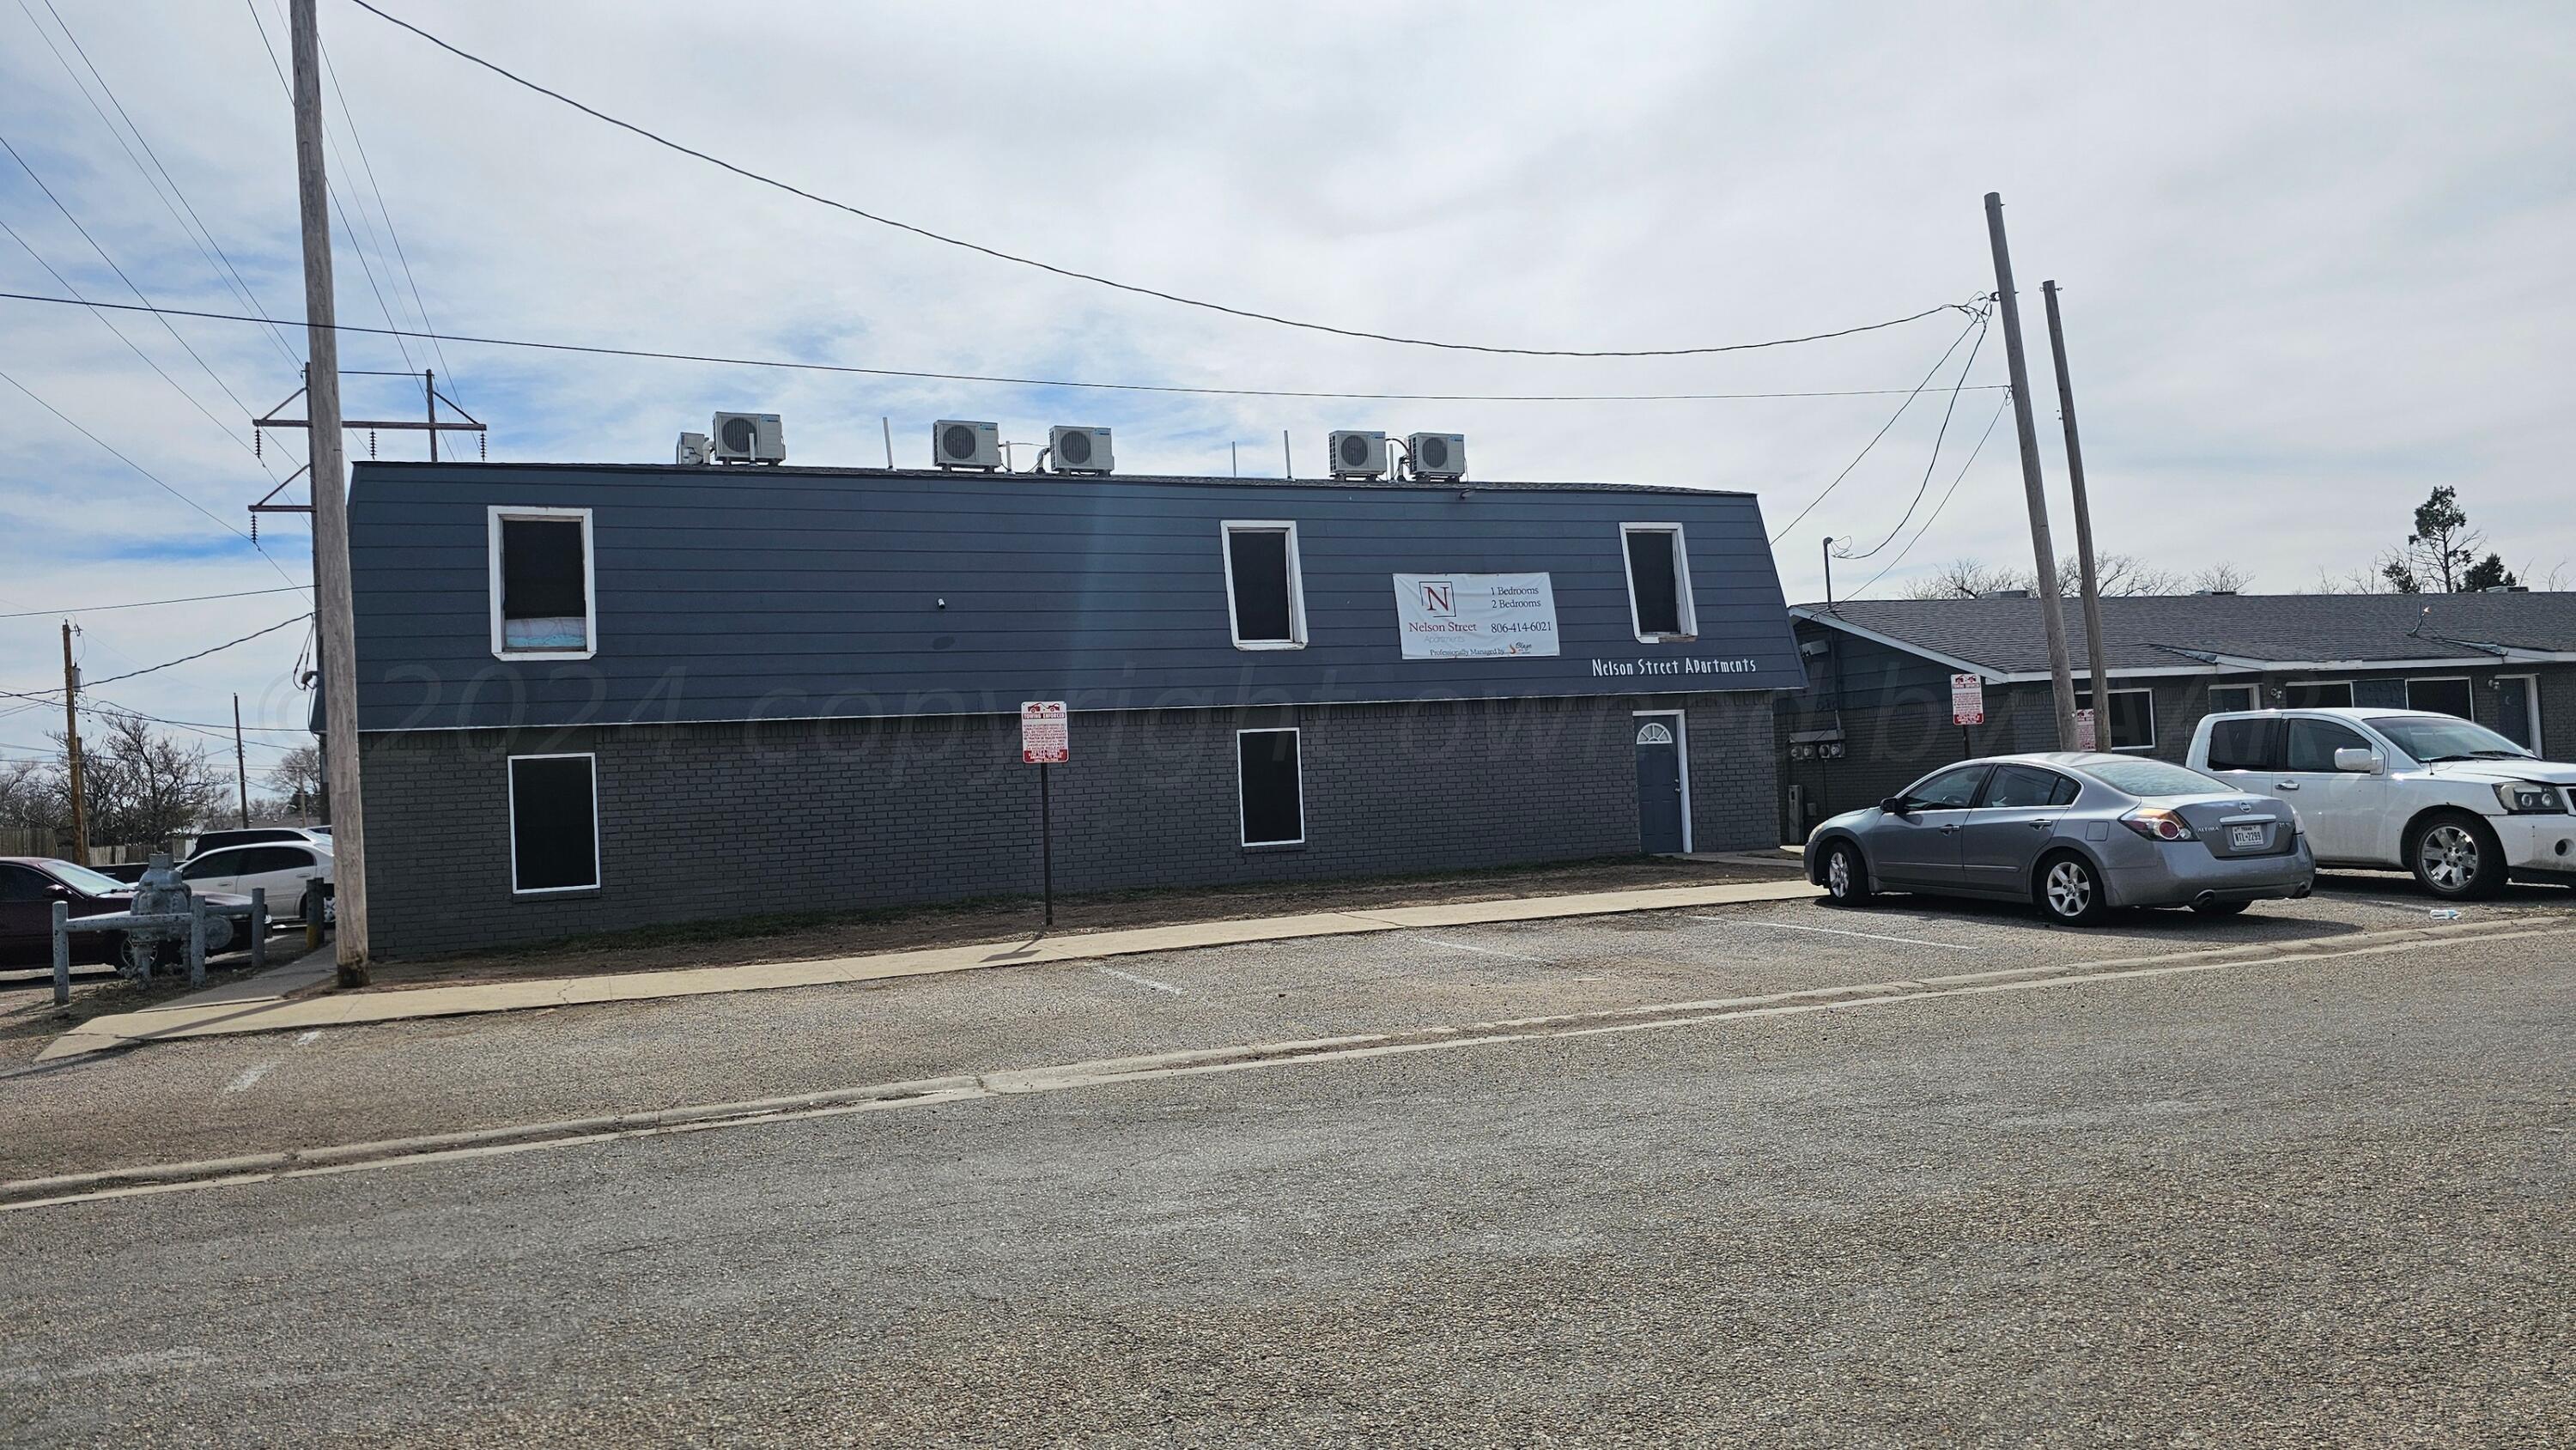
xmin=2229 ymin=824 xmax=2267 ymax=849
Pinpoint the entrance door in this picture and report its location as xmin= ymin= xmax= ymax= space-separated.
xmin=2499 ymin=676 xmax=2540 ymax=752
xmin=1634 ymin=714 xmax=1687 ymax=854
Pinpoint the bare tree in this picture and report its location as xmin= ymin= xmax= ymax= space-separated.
xmin=1898 ymin=554 xmax=2253 ymax=599
xmin=0 ymin=756 xmax=52 ymax=830
xmin=264 ymin=743 xmax=324 ymax=816
xmin=2190 ymin=563 xmax=2257 ymax=594
xmin=1899 ymin=558 xmax=2032 ymax=599
xmin=78 ymin=713 xmax=228 ymax=846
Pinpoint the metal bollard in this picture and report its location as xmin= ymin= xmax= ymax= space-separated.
xmin=188 ymin=896 xmax=208 ymax=989
xmin=250 ymin=888 xmax=267 ymax=972
xmin=51 ymin=901 xmax=70 ymax=1007
xmin=305 ymin=889 xmax=322 ymax=953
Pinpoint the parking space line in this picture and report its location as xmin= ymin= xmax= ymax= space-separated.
xmin=1692 ymin=917 xmax=1976 ymax=950
xmin=1096 ymin=966 xmax=1183 ymax=996
xmin=1419 ymin=937 xmax=1553 ymax=965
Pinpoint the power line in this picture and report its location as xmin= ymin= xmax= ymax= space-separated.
xmin=1849 ymin=395 xmax=2014 ymax=598
xmin=346 ymin=0 xmax=1969 ymax=361
xmin=317 ymin=25 xmax=462 ymax=406
xmin=1767 ymin=304 xmax=1991 ymax=543
xmin=0 ymin=365 xmax=302 ymax=584
xmin=74 ymin=613 xmax=313 ymax=690
xmin=0 ymin=290 xmax=2011 ymax=406
xmin=0 ymin=585 xmax=312 ymax=621
xmin=22 ymin=0 xmax=307 ymax=372
xmin=1831 ymin=314 xmax=1990 ymax=561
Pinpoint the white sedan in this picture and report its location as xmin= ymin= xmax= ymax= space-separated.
xmin=179 ymin=840 xmax=335 ymax=922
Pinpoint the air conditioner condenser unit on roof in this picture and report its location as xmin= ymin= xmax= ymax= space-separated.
xmin=933 ymin=420 xmax=1001 ymax=470
xmin=710 ymin=412 xmax=785 ymax=463
xmin=1406 ymin=432 xmax=1466 ymax=480
xmin=1050 ymin=426 xmax=1112 ymax=474
xmin=1328 ymin=430 xmax=1388 ymax=479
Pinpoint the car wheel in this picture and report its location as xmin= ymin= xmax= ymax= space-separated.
xmin=1821 ymin=840 xmax=1872 ymax=907
xmin=2408 ymin=811 xmax=2505 ymax=901
xmin=2191 ymin=899 xmax=2251 ymax=916
xmin=2035 ymin=852 xmax=2110 ymax=926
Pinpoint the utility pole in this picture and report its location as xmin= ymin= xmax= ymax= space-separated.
xmin=1821 ymin=537 xmax=1837 ymax=609
xmin=425 ymin=367 xmax=437 ymax=463
xmin=59 ymin=622 xmax=88 ymax=866
xmin=293 ymin=0 xmax=368 ymax=984
xmin=2043 ymin=280 xmax=2110 ymax=718
xmin=234 ymin=695 xmax=251 ymax=828
xmin=1983 ymin=192 xmax=2080 ymax=749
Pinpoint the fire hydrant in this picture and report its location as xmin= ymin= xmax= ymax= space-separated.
xmin=122 ymin=852 xmax=234 ymax=979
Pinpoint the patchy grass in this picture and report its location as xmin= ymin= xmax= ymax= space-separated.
xmin=364 ymin=852 xmax=1801 ymax=992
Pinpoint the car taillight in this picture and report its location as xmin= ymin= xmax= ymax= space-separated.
xmin=2120 ymin=808 xmax=2196 ymax=841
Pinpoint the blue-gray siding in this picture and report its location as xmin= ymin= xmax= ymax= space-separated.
xmin=349 ymin=464 xmax=1803 ymax=732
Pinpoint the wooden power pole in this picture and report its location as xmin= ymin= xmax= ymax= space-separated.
xmin=2044 ymin=280 xmax=2111 ymax=718
xmin=292 ymin=0 xmax=368 ymax=983
xmin=234 ymin=694 xmax=251 ymax=828
xmin=60 ymin=622 xmax=88 ymax=866
xmin=1983 ymin=192 xmax=2081 ymax=750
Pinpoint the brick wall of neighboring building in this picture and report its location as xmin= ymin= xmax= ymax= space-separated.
xmin=359 ymin=692 xmax=1782 ymax=959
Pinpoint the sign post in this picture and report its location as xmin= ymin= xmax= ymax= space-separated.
xmin=2075 ymin=707 xmax=2098 ymax=753
xmin=1020 ymin=702 xmax=1069 ymax=926
xmin=1950 ymin=673 xmax=1985 ymax=759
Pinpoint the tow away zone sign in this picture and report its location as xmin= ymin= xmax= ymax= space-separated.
xmin=1950 ymin=674 xmax=1986 ymax=727
xmin=1020 ymin=701 xmax=1069 ymax=764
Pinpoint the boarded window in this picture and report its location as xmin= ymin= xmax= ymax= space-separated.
xmin=2077 ymin=689 xmax=2157 ymax=751
xmin=1236 ymin=729 xmax=1303 ymax=846
xmin=1621 ymin=526 xmax=1692 ymax=638
xmin=498 ymin=515 xmax=589 ymax=652
xmin=1224 ymin=525 xmax=1302 ymax=646
xmin=510 ymin=755 xmax=599 ymax=892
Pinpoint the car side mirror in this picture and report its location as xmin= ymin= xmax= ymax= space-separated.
xmin=1879 ymin=796 xmax=1911 ymax=816
xmin=2332 ymin=747 xmax=2381 ymax=774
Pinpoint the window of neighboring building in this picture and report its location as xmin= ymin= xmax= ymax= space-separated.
xmin=1619 ymin=524 xmax=1696 ymax=641
xmin=2076 ymin=688 xmax=2158 ymax=752
xmin=1236 ymin=728 xmax=1304 ymax=846
xmin=509 ymin=753 xmax=600 ymax=893
xmin=2206 ymin=683 xmax=2260 ymax=714
xmin=1221 ymin=522 xmax=1306 ymax=649
xmin=2405 ymin=676 xmax=2474 ymax=720
xmin=2283 ymin=718 xmax=2370 ymax=773
xmin=2283 ymin=681 xmax=2353 ymax=709
xmin=489 ymin=507 xmax=595 ymax=659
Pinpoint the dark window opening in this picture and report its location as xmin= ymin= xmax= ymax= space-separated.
xmin=511 ymin=755 xmax=599 ymax=892
xmin=2283 ymin=681 xmax=2353 ymax=709
xmin=1625 ymin=530 xmax=1686 ymax=637
xmin=2207 ymin=684 xmax=2259 ymax=714
xmin=2405 ymin=677 xmax=2473 ymax=719
xmin=500 ymin=516 xmax=588 ymax=652
xmin=1237 ymin=730 xmax=1303 ymax=845
xmin=1227 ymin=530 xmax=1297 ymax=644
xmin=2076 ymin=689 xmax=2157 ymax=751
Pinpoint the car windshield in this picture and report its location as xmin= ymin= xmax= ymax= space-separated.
xmin=2365 ymin=714 xmax=2533 ymax=762
xmin=2081 ymin=758 xmax=2230 ymax=798
xmin=42 ymin=860 xmax=131 ymax=895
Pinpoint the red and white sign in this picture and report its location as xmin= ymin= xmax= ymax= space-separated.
xmin=2075 ymin=707 xmax=2099 ymax=752
xmin=1019 ymin=701 xmax=1069 ymax=764
xmin=1949 ymin=673 xmax=1985 ymax=727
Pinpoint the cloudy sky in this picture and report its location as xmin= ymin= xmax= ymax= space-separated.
xmin=3 ymin=1 xmax=2570 ymax=786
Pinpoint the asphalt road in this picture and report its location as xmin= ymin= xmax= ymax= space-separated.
xmin=2 ymin=879 xmax=2570 ymax=1446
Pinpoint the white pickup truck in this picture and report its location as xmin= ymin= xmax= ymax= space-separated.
xmin=2185 ymin=707 xmax=2576 ymax=900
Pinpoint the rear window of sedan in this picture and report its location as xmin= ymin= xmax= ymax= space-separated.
xmin=2081 ymin=758 xmax=2229 ymax=798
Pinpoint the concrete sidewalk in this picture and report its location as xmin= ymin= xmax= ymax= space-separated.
xmin=38 ymin=878 xmax=1818 ymax=1061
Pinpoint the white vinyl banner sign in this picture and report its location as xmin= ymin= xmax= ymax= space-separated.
xmin=1392 ymin=573 xmax=1561 ymax=658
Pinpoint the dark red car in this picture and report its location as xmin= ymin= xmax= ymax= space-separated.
xmin=0 ymin=857 xmax=254 ymax=968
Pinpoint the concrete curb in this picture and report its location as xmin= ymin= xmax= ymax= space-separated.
xmin=37 ymin=877 xmax=1822 ymax=1061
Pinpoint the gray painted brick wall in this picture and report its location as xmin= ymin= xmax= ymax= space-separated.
xmin=361 ymin=691 xmax=1780 ymax=958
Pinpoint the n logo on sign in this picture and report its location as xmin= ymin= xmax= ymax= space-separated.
xmin=1418 ymin=580 xmax=1454 ymax=617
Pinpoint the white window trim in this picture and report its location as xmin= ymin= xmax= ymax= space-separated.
xmin=1632 ymin=709 xmax=1693 ymax=852
xmin=2403 ymin=674 xmax=2474 ymax=717
xmin=2206 ymin=683 xmax=2261 ymax=714
xmin=2077 ymin=686 xmax=2159 ymax=753
xmin=1234 ymin=726 xmax=1305 ymax=847
xmin=2282 ymin=679 xmax=2354 ymax=708
xmin=507 ymin=751 xmax=602 ymax=895
xmin=1618 ymin=523 xmax=1698 ymax=643
xmin=2498 ymin=672 xmax=2543 ymax=749
xmin=489 ymin=506 xmax=598 ymax=662
xmin=1218 ymin=520 xmax=1308 ymax=651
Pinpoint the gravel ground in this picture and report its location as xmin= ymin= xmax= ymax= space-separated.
xmin=1 ymin=881 xmax=2569 ymax=1446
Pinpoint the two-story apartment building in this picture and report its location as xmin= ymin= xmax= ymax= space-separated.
xmin=343 ymin=459 xmax=1807 ymax=957
xmin=1777 ymin=592 xmax=2576 ymax=840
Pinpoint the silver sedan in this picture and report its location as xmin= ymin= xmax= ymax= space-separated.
xmin=1802 ymin=753 xmax=2316 ymax=925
